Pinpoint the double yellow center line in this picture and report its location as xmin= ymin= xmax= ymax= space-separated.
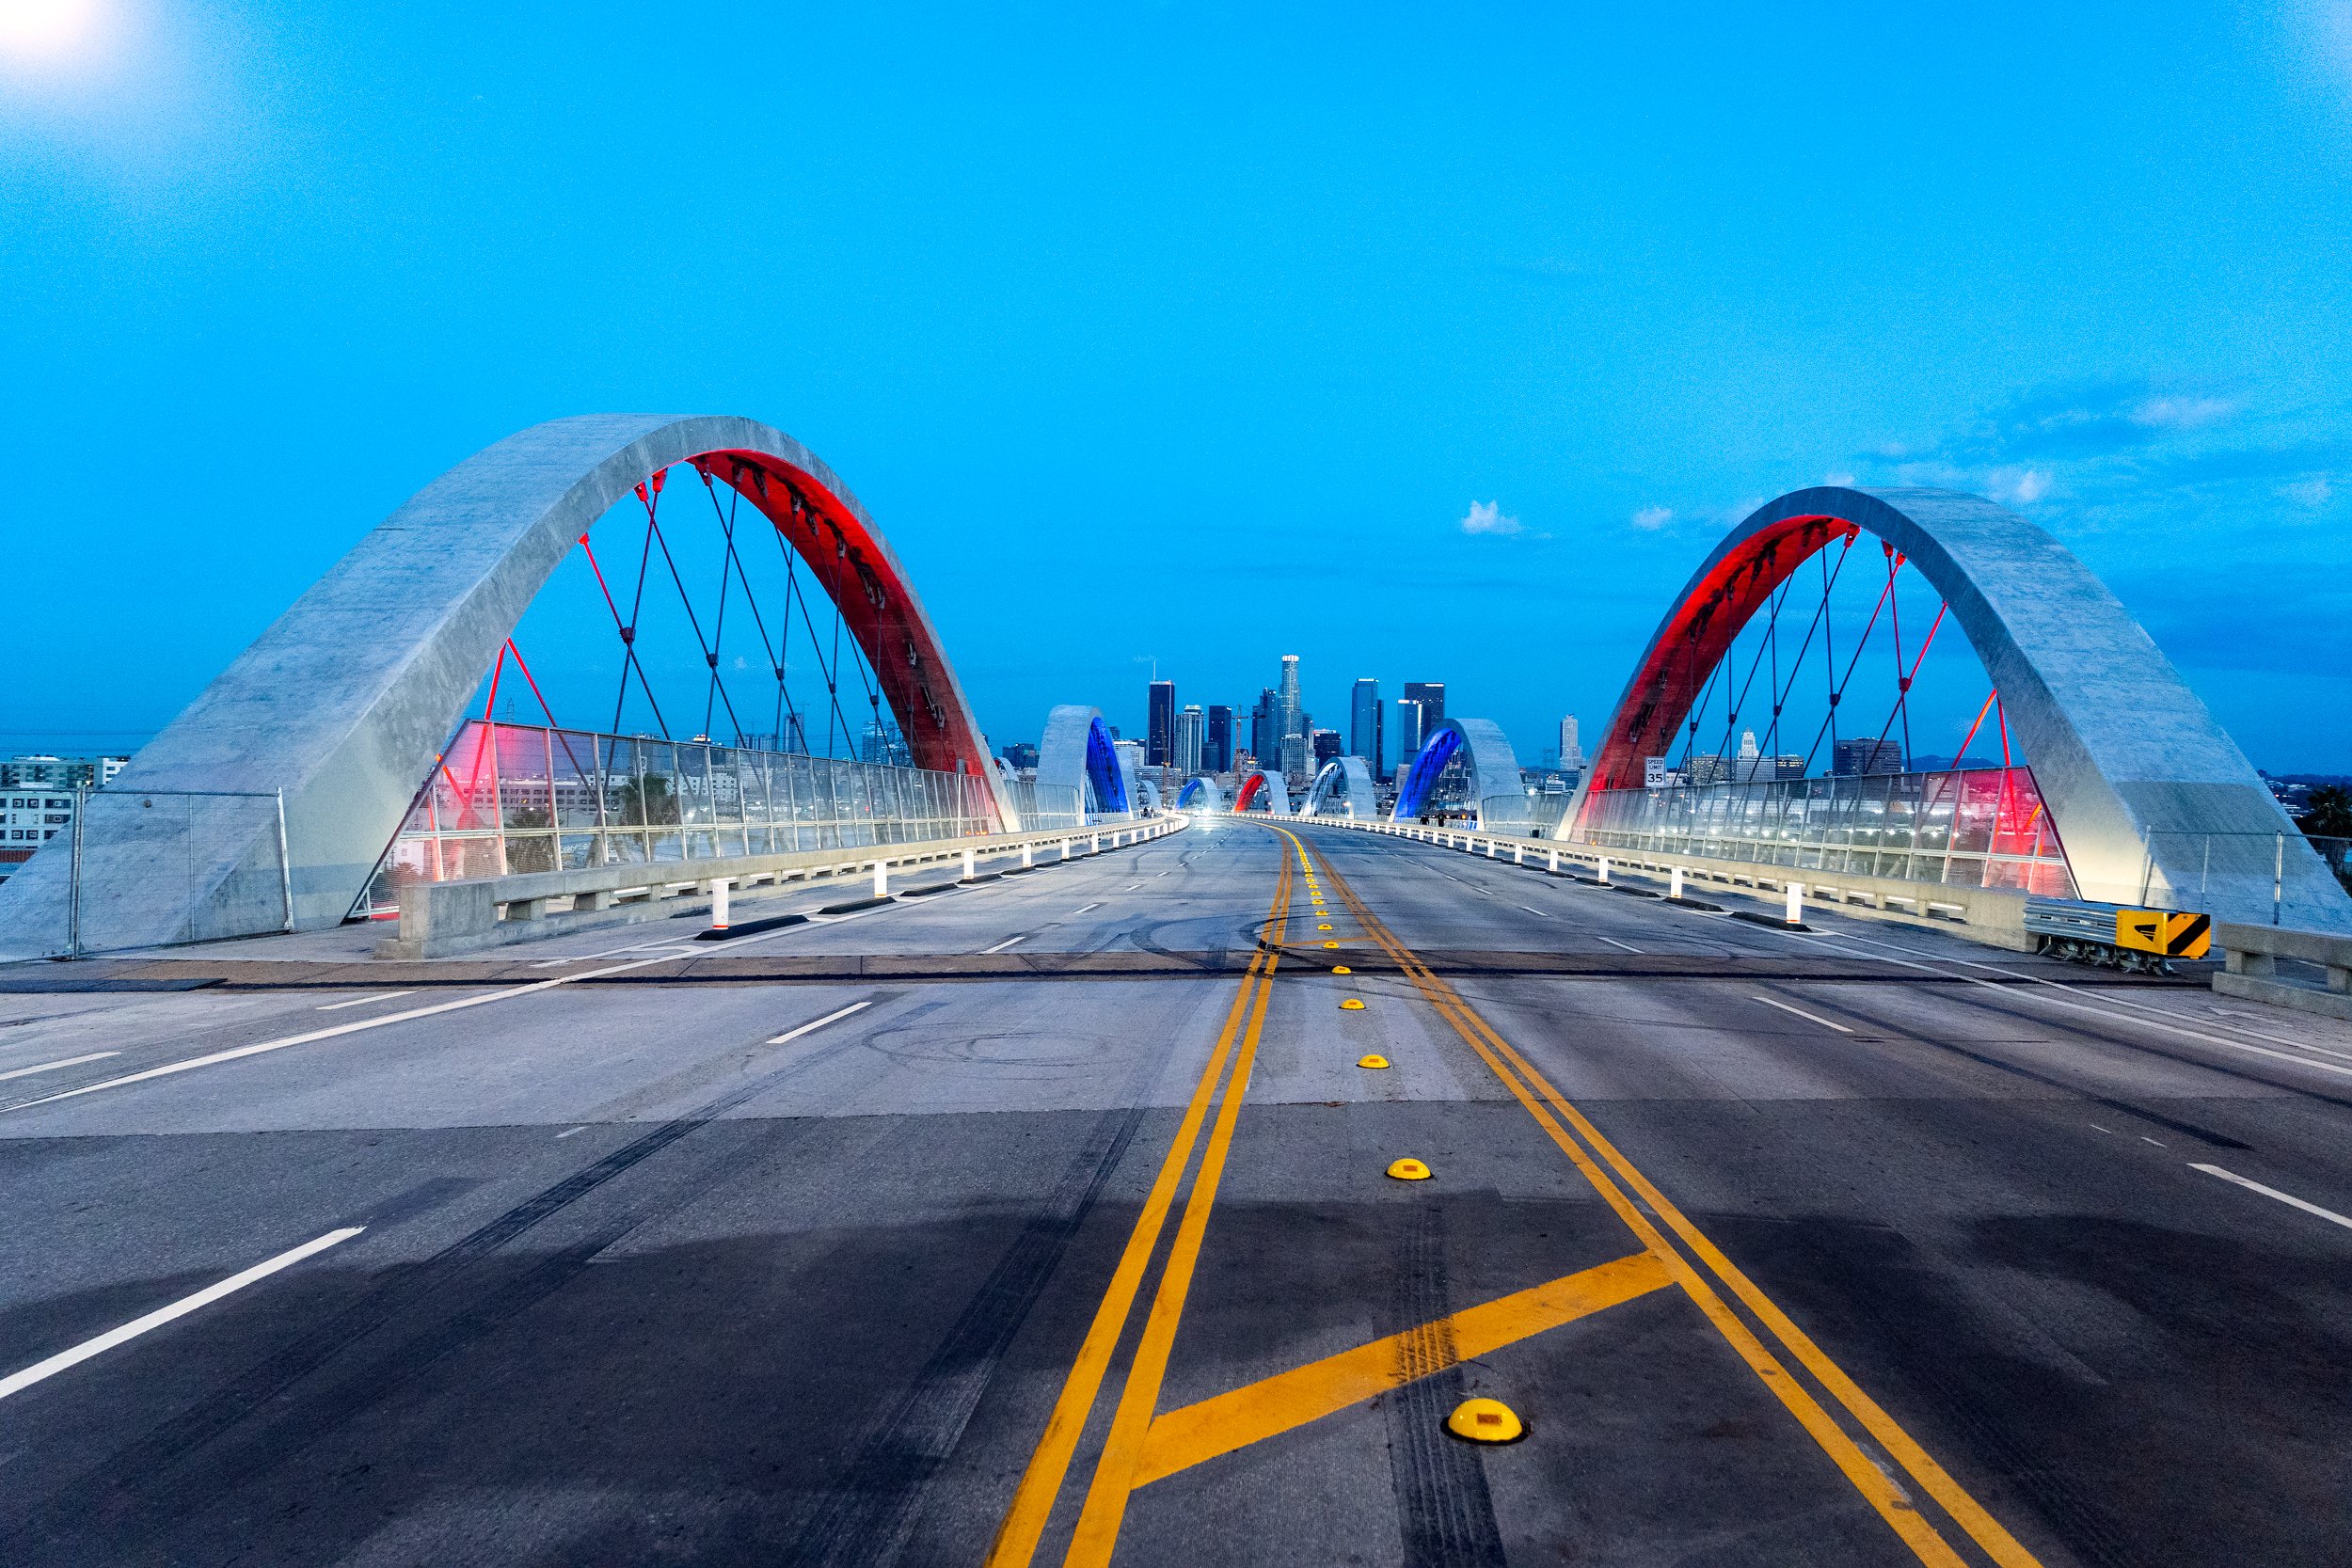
xmin=985 ymin=844 xmax=1298 ymax=1568
xmin=1296 ymin=827 xmax=2042 ymax=1568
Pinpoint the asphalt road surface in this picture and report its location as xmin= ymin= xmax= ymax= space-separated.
xmin=4 ymin=818 xmax=2350 ymax=1567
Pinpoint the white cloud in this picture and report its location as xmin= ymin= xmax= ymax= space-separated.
xmin=1988 ymin=467 xmax=2052 ymax=506
xmin=1724 ymin=496 xmax=1766 ymax=526
xmin=1461 ymin=500 xmax=1522 ymax=536
xmin=2131 ymin=396 xmax=2234 ymax=432
xmin=1629 ymin=505 xmax=1674 ymax=531
xmin=1822 ymin=471 xmax=1857 ymax=488
xmin=2282 ymin=475 xmax=2334 ymax=508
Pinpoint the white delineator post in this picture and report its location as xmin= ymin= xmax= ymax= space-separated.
xmin=1060 ymin=839 xmax=1072 ymax=861
xmin=1786 ymin=880 xmax=1804 ymax=924
xmin=1548 ymin=847 xmax=1560 ymax=872
xmin=1598 ymin=857 xmax=1611 ymax=884
xmin=1022 ymin=842 xmax=1034 ymax=867
xmin=1513 ymin=844 xmax=1523 ymax=865
xmin=873 ymin=860 xmax=889 ymax=898
xmin=1669 ymin=866 xmax=1683 ymax=900
xmin=962 ymin=847 xmax=977 ymax=880
xmin=711 ymin=878 xmax=731 ymax=930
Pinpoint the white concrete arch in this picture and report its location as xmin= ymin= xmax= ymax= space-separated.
xmin=1572 ymin=485 xmax=2349 ymax=928
xmin=1301 ymin=756 xmax=1379 ymax=819
xmin=0 ymin=415 xmax=1010 ymax=955
xmin=1391 ymin=719 xmax=1528 ymax=831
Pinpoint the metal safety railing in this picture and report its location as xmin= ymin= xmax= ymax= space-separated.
xmin=363 ymin=721 xmax=1081 ymax=917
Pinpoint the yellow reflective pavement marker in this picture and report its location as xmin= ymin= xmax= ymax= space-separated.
xmin=1357 ymin=1054 xmax=1390 ymax=1069
xmin=1339 ymin=998 xmax=1364 ymax=1010
xmin=1386 ymin=1157 xmax=1431 ymax=1180
xmin=1447 ymin=1399 xmax=1524 ymax=1444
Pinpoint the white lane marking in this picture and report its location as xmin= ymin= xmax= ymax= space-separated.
xmin=0 ymin=1227 xmax=363 ymax=1402
xmin=0 ymin=1052 xmax=119 ymax=1083
xmin=1124 ymin=882 xmax=1144 ymax=891
xmin=1071 ymin=903 xmax=1102 ymax=916
xmin=1753 ymin=994 xmax=1855 ymax=1034
xmin=2089 ymin=1123 xmax=2118 ymax=1135
xmin=980 ymin=935 xmax=1026 ymax=955
xmin=555 ymin=1126 xmax=587 ymax=1138
xmin=2 ymin=945 xmax=725 ymax=1116
xmin=1518 ymin=906 xmax=1549 ymax=918
xmin=766 ymin=999 xmax=873 ymax=1046
xmin=1597 ymin=936 xmax=1642 ymax=954
xmin=315 ymin=991 xmax=416 ymax=1012
xmin=2140 ymin=1136 xmax=2167 ymax=1147
xmin=1791 ymin=928 xmax=2352 ymax=1084
xmin=2191 ymin=1164 xmax=2352 ymax=1232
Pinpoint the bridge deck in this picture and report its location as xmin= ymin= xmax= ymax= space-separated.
xmin=1 ymin=822 xmax=2346 ymax=1566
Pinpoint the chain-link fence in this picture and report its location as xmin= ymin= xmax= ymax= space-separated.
xmin=2142 ymin=829 xmax=2352 ymax=929
xmin=8 ymin=787 xmax=293 ymax=958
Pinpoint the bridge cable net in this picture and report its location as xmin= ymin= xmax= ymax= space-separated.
xmin=362 ymin=456 xmax=1003 ymax=914
xmin=1578 ymin=522 xmax=2074 ymax=896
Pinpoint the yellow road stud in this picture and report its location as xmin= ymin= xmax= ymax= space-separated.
xmin=1332 ymin=965 xmax=1352 ymax=974
xmin=1446 ymin=1398 xmax=1524 ymax=1443
xmin=1358 ymin=1053 xmax=1390 ymax=1069
xmin=1317 ymin=923 xmax=1333 ymax=930
xmin=1340 ymin=998 xmax=1365 ymax=1010
xmin=1322 ymin=941 xmax=1340 ymax=949
xmin=1386 ymin=1157 xmax=1431 ymax=1180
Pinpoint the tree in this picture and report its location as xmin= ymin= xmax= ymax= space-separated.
xmin=2299 ymin=784 xmax=2352 ymax=881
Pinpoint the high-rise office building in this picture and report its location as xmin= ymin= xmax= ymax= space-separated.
xmin=1205 ymin=705 xmax=1233 ymax=773
xmin=1558 ymin=715 xmax=1582 ymax=771
xmin=1277 ymin=657 xmax=1302 ymax=744
xmin=1833 ymin=737 xmax=1904 ymax=776
xmin=1394 ymin=699 xmax=1425 ymax=770
xmin=1403 ymin=682 xmax=1445 ymax=735
xmin=1147 ymin=680 xmax=1176 ymax=767
xmin=1250 ymin=688 xmax=1279 ymax=768
xmin=1349 ymin=679 xmax=1383 ymax=773
xmin=1174 ymin=705 xmax=1204 ymax=775
xmin=1279 ymin=732 xmax=1309 ymax=779
xmin=1311 ymin=728 xmax=1343 ymax=768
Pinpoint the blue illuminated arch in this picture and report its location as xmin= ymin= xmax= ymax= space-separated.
xmin=1391 ymin=719 xmax=1528 ymax=828
xmin=1038 ymin=705 xmax=1130 ymax=819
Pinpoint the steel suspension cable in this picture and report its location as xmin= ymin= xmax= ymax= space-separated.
xmin=1757 ymin=531 xmax=1858 ymax=761
xmin=1801 ymin=553 xmax=1903 ymax=776
xmin=1710 ymin=576 xmax=1795 ymax=772
xmin=640 ymin=500 xmax=749 ymax=745
xmin=700 ymin=466 xmax=792 ymax=751
xmin=581 ymin=523 xmax=670 ymax=740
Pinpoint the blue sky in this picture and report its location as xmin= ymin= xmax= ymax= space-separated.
xmin=5 ymin=1 xmax=2349 ymax=770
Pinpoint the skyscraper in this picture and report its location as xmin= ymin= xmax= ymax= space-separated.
xmin=1834 ymin=737 xmax=1904 ymax=776
xmin=1394 ymin=699 xmax=1425 ymax=770
xmin=1311 ymin=728 xmax=1343 ymax=768
xmin=1174 ymin=705 xmax=1204 ymax=775
xmin=1250 ymin=688 xmax=1279 ymax=768
xmin=1349 ymin=678 xmax=1383 ymax=773
xmin=1558 ymin=714 xmax=1582 ymax=771
xmin=1204 ymin=705 xmax=1233 ymax=773
xmin=1277 ymin=657 xmax=1303 ymax=748
xmin=1403 ymin=682 xmax=1445 ymax=735
xmin=1147 ymin=680 xmax=1175 ymax=767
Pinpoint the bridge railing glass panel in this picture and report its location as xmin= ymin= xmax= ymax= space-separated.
xmin=1574 ymin=766 xmax=2074 ymax=896
xmin=363 ymin=721 xmax=1036 ymax=915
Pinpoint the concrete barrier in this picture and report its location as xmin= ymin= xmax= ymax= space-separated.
xmin=383 ymin=814 xmax=1184 ymax=958
xmin=2214 ymin=923 xmax=2352 ymax=1021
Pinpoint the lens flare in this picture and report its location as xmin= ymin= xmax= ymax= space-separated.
xmin=0 ymin=0 xmax=99 ymax=56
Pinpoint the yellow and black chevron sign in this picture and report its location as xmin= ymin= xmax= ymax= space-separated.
xmin=2116 ymin=909 xmax=2211 ymax=959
